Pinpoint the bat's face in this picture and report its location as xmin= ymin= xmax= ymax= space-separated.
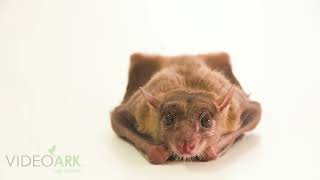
xmin=158 ymin=90 xmax=222 ymax=159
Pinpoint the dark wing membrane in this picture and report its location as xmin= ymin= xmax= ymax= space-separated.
xmin=200 ymin=52 xmax=242 ymax=89
xmin=123 ymin=52 xmax=242 ymax=103
xmin=123 ymin=53 xmax=162 ymax=102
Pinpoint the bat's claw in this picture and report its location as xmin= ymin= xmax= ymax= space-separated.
xmin=200 ymin=146 xmax=219 ymax=161
xmin=146 ymin=145 xmax=169 ymax=164
xmin=201 ymin=133 xmax=244 ymax=161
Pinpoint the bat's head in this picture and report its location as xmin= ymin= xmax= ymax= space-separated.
xmin=140 ymin=86 xmax=235 ymax=159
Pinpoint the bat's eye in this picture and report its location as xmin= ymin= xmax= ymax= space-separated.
xmin=163 ymin=113 xmax=175 ymax=126
xmin=200 ymin=112 xmax=213 ymax=128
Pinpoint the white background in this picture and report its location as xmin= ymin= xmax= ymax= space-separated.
xmin=1 ymin=0 xmax=320 ymax=179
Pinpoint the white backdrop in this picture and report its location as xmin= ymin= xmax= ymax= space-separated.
xmin=0 ymin=0 xmax=319 ymax=179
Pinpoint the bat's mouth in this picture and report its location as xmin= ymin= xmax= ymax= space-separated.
xmin=169 ymin=141 xmax=206 ymax=161
xmin=169 ymin=141 xmax=206 ymax=160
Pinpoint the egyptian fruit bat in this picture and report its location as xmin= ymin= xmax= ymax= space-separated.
xmin=111 ymin=52 xmax=261 ymax=164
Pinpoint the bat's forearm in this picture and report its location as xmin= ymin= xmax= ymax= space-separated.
xmin=111 ymin=108 xmax=170 ymax=164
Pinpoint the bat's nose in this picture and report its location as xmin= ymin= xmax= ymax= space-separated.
xmin=176 ymin=142 xmax=195 ymax=154
xmin=183 ymin=143 xmax=195 ymax=153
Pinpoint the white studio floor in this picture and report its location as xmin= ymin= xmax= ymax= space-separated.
xmin=1 ymin=0 xmax=320 ymax=179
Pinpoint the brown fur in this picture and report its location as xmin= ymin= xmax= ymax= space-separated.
xmin=111 ymin=52 xmax=261 ymax=164
xmin=123 ymin=53 xmax=243 ymax=139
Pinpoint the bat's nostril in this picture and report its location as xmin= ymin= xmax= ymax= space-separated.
xmin=182 ymin=143 xmax=195 ymax=153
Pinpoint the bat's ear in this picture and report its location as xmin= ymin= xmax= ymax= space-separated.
xmin=139 ymin=87 xmax=161 ymax=108
xmin=216 ymin=85 xmax=236 ymax=112
xmin=240 ymin=101 xmax=261 ymax=131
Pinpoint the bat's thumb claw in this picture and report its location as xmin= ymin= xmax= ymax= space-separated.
xmin=147 ymin=145 xmax=169 ymax=164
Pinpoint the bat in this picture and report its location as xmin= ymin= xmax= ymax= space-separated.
xmin=111 ymin=52 xmax=261 ymax=164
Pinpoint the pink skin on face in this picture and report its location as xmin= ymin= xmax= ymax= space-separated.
xmin=166 ymin=118 xmax=218 ymax=159
xmin=169 ymin=139 xmax=208 ymax=159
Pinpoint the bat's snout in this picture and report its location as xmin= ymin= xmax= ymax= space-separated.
xmin=175 ymin=141 xmax=196 ymax=155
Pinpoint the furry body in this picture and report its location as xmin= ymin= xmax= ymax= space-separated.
xmin=111 ymin=52 xmax=261 ymax=164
